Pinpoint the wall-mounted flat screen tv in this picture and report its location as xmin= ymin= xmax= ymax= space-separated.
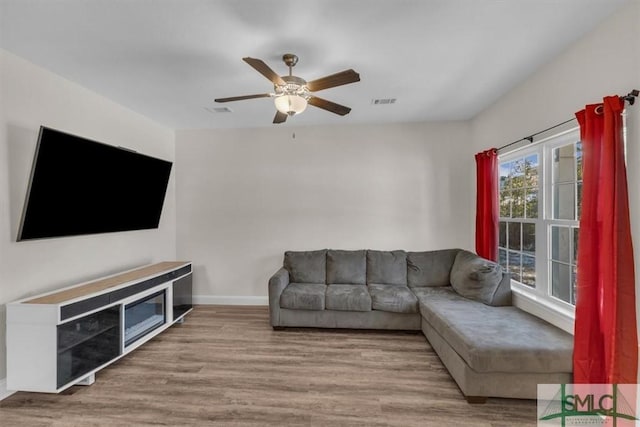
xmin=17 ymin=126 xmax=173 ymax=241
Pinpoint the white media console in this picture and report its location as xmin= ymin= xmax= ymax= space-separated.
xmin=6 ymin=261 xmax=192 ymax=393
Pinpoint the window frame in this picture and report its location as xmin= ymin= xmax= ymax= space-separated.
xmin=498 ymin=127 xmax=580 ymax=320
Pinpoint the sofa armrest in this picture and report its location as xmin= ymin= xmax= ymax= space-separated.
xmin=268 ymin=268 xmax=290 ymax=326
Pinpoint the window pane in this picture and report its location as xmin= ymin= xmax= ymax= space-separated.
xmin=525 ymin=189 xmax=538 ymax=218
xmin=508 ymin=251 xmax=521 ymax=282
xmin=553 ymin=145 xmax=576 ymax=184
xmin=511 ymin=159 xmax=525 ymax=181
xmin=577 ymin=182 xmax=582 ymax=220
xmin=576 ymin=141 xmax=583 ymax=181
xmin=499 ymin=162 xmax=511 ymax=191
xmin=553 ymin=183 xmax=576 ymax=220
xmin=551 ymin=226 xmax=571 ymax=263
xmin=512 ymin=189 xmax=525 ymax=218
xmin=525 ymin=154 xmax=538 ymax=187
xmin=499 ymin=248 xmax=507 ymax=270
xmin=572 ymin=228 xmax=579 ymax=265
xmin=508 ymin=222 xmax=521 ymax=251
xmin=571 ymin=266 xmax=577 ymax=305
xmin=522 ymin=255 xmax=535 ymax=287
xmin=499 ymin=222 xmax=506 ymax=247
xmin=500 ymin=191 xmax=511 ymax=217
xmin=522 ymin=223 xmax=535 ymax=253
xmin=551 ymin=261 xmax=572 ymax=304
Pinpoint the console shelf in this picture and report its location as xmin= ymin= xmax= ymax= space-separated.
xmin=6 ymin=261 xmax=192 ymax=393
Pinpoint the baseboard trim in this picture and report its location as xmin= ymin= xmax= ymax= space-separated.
xmin=0 ymin=379 xmax=16 ymax=401
xmin=193 ymin=295 xmax=268 ymax=306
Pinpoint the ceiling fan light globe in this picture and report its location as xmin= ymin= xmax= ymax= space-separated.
xmin=274 ymin=94 xmax=307 ymax=116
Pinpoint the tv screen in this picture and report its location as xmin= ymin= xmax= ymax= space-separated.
xmin=18 ymin=126 xmax=173 ymax=241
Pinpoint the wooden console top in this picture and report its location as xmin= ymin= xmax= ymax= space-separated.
xmin=24 ymin=261 xmax=190 ymax=305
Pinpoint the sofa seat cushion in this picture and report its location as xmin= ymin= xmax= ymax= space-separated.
xmin=325 ymin=285 xmax=372 ymax=312
xmin=407 ymin=249 xmax=459 ymax=287
xmin=327 ymin=250 xmax=367 ymax=285
xmin=417 ymin=287 xmax=573 ymax=374
xmin=368 ymin=284 xmax=419 ymax=314
xmin=284 ymin=250 xmax=327 ymax=284
xmin=280 ymin=283 xmax=327 ymax=311
xmin=366 ymin=250 xmax=407 ymax=286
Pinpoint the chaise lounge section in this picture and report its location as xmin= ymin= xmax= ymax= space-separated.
xmin=268 ymin=248 xmax=574 ymax=401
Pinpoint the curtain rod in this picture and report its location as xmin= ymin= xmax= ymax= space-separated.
xmin=497 ymin=89 xmax=639 ymax=152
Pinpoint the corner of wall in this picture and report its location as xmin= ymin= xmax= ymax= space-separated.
xmin=0 ymin=379 xmax=16 ymax=401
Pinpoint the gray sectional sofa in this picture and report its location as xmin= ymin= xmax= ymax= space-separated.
xmin=268 ymin=248 xmax=574 ymax=402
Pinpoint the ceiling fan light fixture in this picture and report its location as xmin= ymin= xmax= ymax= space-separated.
xmin=215 ymin=54 xmax=360 ymax=123
xmin=274 ymin=94 xmax=308 ymax=116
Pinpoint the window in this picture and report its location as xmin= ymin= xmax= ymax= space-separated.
xmin=498 ymin=129 xmax=582 ymax=312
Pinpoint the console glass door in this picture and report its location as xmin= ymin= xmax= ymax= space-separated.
xmin=173 ymin=273 xmax=193 ymax=320
xmin=57 ymin=306 xmax=121 ymax=388
xmin=124 ymin=290 xmax=166 ymax=347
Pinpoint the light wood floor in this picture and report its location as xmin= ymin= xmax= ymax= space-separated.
xmin=1 ymin=306 xmax=537 ymax=426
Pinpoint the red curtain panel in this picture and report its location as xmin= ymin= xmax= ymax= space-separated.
xmin=573 ymin=96 xmax=638 ymax=384
xmin=474 ymin=148 xmax=499 ymax=261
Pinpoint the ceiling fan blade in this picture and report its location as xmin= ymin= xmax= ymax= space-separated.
xmin=306 ymin=69 xmax=360 ymax=92
xmin=214 ymin=93 xmax=271 ymax=103
xmin=243 ymin=57 xmax=286 ymax=86
xmin=308 ymin=96 xmax=352 ymax=116
xmin=273 ymin=111 xmax=288 ymax=124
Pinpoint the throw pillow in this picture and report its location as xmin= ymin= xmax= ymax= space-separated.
xmin=450 ymin=250 xmax=511 ymax=306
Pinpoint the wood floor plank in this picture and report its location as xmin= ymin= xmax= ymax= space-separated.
xmin=0 ymin=306 xmax=537 ymax=426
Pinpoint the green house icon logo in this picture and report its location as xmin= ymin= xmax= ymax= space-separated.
xmin=538 ymin=384 xmax=638 ymax=426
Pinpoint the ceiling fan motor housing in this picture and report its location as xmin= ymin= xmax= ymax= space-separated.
xmin=282 ymin=53 xmax=298 ymax=68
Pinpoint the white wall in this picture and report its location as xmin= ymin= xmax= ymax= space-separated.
xmin=176 ymin=122 xmax=472 ymax=301
xmin=0 ymin=50 xmax=176 ymax=383
xmin=470 ymin=2 xmax=640 ymax=330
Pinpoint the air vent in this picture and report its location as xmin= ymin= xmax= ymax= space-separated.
xmin=371 ymin=98 xmax=397 ymax=105
xmin=205 ymin=106 xmax=233 ymax=113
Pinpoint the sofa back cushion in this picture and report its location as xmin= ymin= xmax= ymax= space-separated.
xmin=450 ymin=250 xmax=511 ymax=306
xmin=284 ymin=250 xmax=327 ymax=284
xmin=366 ymin=250 xmax=407 ymax=286
xmin=407 ymin=249 xmax=459 ymax=287
xmin=327 ymin=250 xmax=366 ymax=285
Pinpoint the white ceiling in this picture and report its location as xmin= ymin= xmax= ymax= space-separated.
xmin=0 ymin=0 xmax=629 ymax=130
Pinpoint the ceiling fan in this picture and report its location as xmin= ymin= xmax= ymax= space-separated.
xmin=214 ymin=53 xmax=360 ymax=124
